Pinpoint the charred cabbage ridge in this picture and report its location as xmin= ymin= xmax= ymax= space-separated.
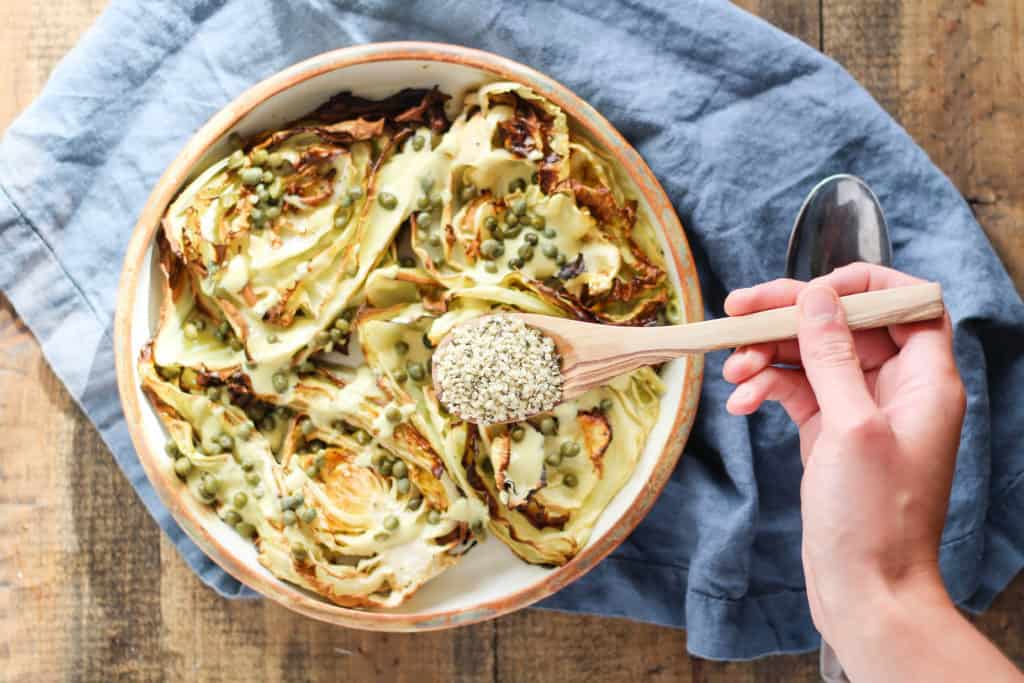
xmin=141 ymin=82 xmax=675 ymax=608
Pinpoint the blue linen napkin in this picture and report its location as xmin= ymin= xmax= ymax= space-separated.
xmin=2 ymin=0 xmax=1022 ymax=661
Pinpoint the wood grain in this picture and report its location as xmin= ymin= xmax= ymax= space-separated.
xmin=0 ymin=0 xmax=1022 ymax=681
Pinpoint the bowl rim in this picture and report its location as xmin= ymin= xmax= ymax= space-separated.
xmin=114 ymin=41 xmax=704 ymax=631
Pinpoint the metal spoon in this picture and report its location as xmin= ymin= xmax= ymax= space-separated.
xmin=787 ymin=174 xmax=894 ymax=683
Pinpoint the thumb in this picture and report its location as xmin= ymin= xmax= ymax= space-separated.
xmin=796 ymin=285 xmax=876 ymax=423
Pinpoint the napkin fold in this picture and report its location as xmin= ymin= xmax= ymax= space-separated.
xmin=2 ymin=0 xmax=1022 ymax=660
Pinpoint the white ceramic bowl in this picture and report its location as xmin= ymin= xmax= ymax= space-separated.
xmin=115 ymin=42 xmax=704 ymax=631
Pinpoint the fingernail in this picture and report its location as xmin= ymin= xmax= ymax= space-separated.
xmin=731 ymin=383 xmax=754 ymax=404
xmin=800 ymin=286 xmax=838 ymax=321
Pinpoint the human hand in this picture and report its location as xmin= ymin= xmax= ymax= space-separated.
xmin=721 ymin=263 xmax=966 ymax=650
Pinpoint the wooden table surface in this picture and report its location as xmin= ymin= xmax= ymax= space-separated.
xmin=2 ymin=1 xmax=1022 ymax=680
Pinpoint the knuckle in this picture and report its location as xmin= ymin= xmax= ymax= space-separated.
xmin=806 ymin=336 xmax=857 ymax=368
xmin=839 ymin=412 xmax=891 ymax=442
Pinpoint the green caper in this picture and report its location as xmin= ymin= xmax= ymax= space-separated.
xmin=394 ymin=370 xmax=408 ymax=383
xmin=543 ymin=226 xmax=556 ymax=239
xmin=396 ymin=478 xmax=411 ymax=495
xmin=300 ymin=507 xmax=317 ymax=524
xmin=484 ymin=261 xmax=499 ymax=274
xmin=539 ymin=416 xmax=557 ymax=435
xmin=416 ymin=211 xmax=432 ymax=227
xmin=524 ymin=231 xmax=539 ymax=245
xmin=329 ymin=328 xmax=343 ymax=342
xmin=666 ymin=301 xmax=682 ymax=324
xmin=259 ymin=415 xmax=276 ymax=432
xmin=507 ymin=257 xmax=524 ymax=269
xmin=339 ymin=194 xmax=353 ymax=209
xmin=183 ymin=322 xmax=198 ymax=340
xmin=261 ymin=170 xmax=274 ymax=184
xmin=283 ymin=509 xmax=297 ymax=526
xmin=227 ymin=149 xmax=245 ymax=169
xmin=517 ymin=244 xmax=534 ymax=261
xmin=206 ymin=442 xmax=223 ymax=455
xmin=545 ymin=452 xmax=562 ymax=467
xmin=215 ymin=435 xmax=232 ymax=451
xmin=419 ymin=175 xmax=433 ymax=193
xmin=282 ymin=492 xmax=304 ymax=510
xmin=174 ymin=457 xmax=192 ymax=478
xmin=508 ymin=178 xmax=527 ymax=193
xmin=460 ymin=185 xmax=476 ymax=202
xmin=510 ymin=426 xmax=526 ymax=442
xmin=501 ymin=223 xmax=522 ymax=240
xmin=429 ymin=233 xmax=443 ymax=247
xmin=481 ymin=239 xmax=503 ymax=259
xmin=377 ymin=191 xmax=398 ymax=210
xmin=506 ymin=213 xmax=519 ymax=227
xmin=484 ymin=215 xmax=498 ymax=232
xmin=599 ymin=397 xmax=614 ymax=412
xmin=305 ymin=466 xmax=319 ymax=479
xmin=272 ymin=371 xmax=289 ymax=393
xmin=392 ymin=461 xmax=408 ymax=478
xmin=431 ymin=194 xmax=443 ymax=209
xmin=348 ymin=187 xmax=364 ymax=200
xmin=235 ymin=522 xmax=257 ymax=538
xmin=291 ymin=544 xmax=308 ymax=561
xmin=250 ymin=207 xmax=265 ymax=225
xmin=355 ymin=429 xmax=372 ymax=445
xmin=378 ymin=460 xmax=393 ymax=476
xmin=267 ymin=333 xmax=279 ymax=344
xmin=411 ymin=135 xmax=425 ymax=151
xmin=512 ymin=198 xmax=527 ymax=216
xmin=233 ymin=492 xmax=248 ymax=509
xmin=530 ymin=215 xmax=546 ymax=229
xmin=268 ymin=177 xmax=284 ymax=200
xmin=240 ymin=167 xmax=263 ymax=185
xmin=406 ymin=362 xmax=425 ymax=382
xmin=407 ymin=495 xmax=423 ymax=511
xmin=426 ymin=509 xmax=441 ymax=525
xmin=383 ymin=515 xmax=399 ymax=531
xmin=267 ymin=152 xmax=284 ymax=167
xmin=416 ymin=196 xmax=430 ymax=210
xmin=246 ymin=472 xmax=261 ymax=486
xmin=165 ymin=441 xmax=180 ymax=458
xmin=297 ymin=361 xmax=316 ymax=375
xmin=222 ymin=510 xmax=241 ymax=526
xmin=334 ymin=210 xmax=351 ymax=229
xmin=560 ymin=440 xmax=581 ymax=458
xmin=541 ymin=243 xmax=558 ymax=259
xmin=300 ymin=419 xmax=314 ymax=435
xmin=555 ymin=253 xmax=568 ymax=266
xmin=385 ymin=406 xmax=402 ymax=423
xmin=251 ymin=149 xmax=269 ymax=165
xmin=564 ymin=473 xmax=579 ymax=488
xmin=230 ymin=338 xmax=244 ymax=352
xmin=201 ymin=473 xmax=220 ymax=496
xmin=395 ymin=340 xmax=410 ymax=355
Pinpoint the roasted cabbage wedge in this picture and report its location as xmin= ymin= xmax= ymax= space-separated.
xmin=141 ymin=83 xmax=678 ymax=607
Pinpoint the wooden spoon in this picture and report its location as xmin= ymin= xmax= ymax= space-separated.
xmin=433 ymin=283 xmax=944 ymax=420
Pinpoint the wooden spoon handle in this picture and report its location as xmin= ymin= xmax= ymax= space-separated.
xmin=671 ymin=282 xmax=944 ymax=353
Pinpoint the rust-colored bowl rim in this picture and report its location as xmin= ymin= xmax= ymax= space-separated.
xmin=114 ymin=42 xmax=704 ymax=631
